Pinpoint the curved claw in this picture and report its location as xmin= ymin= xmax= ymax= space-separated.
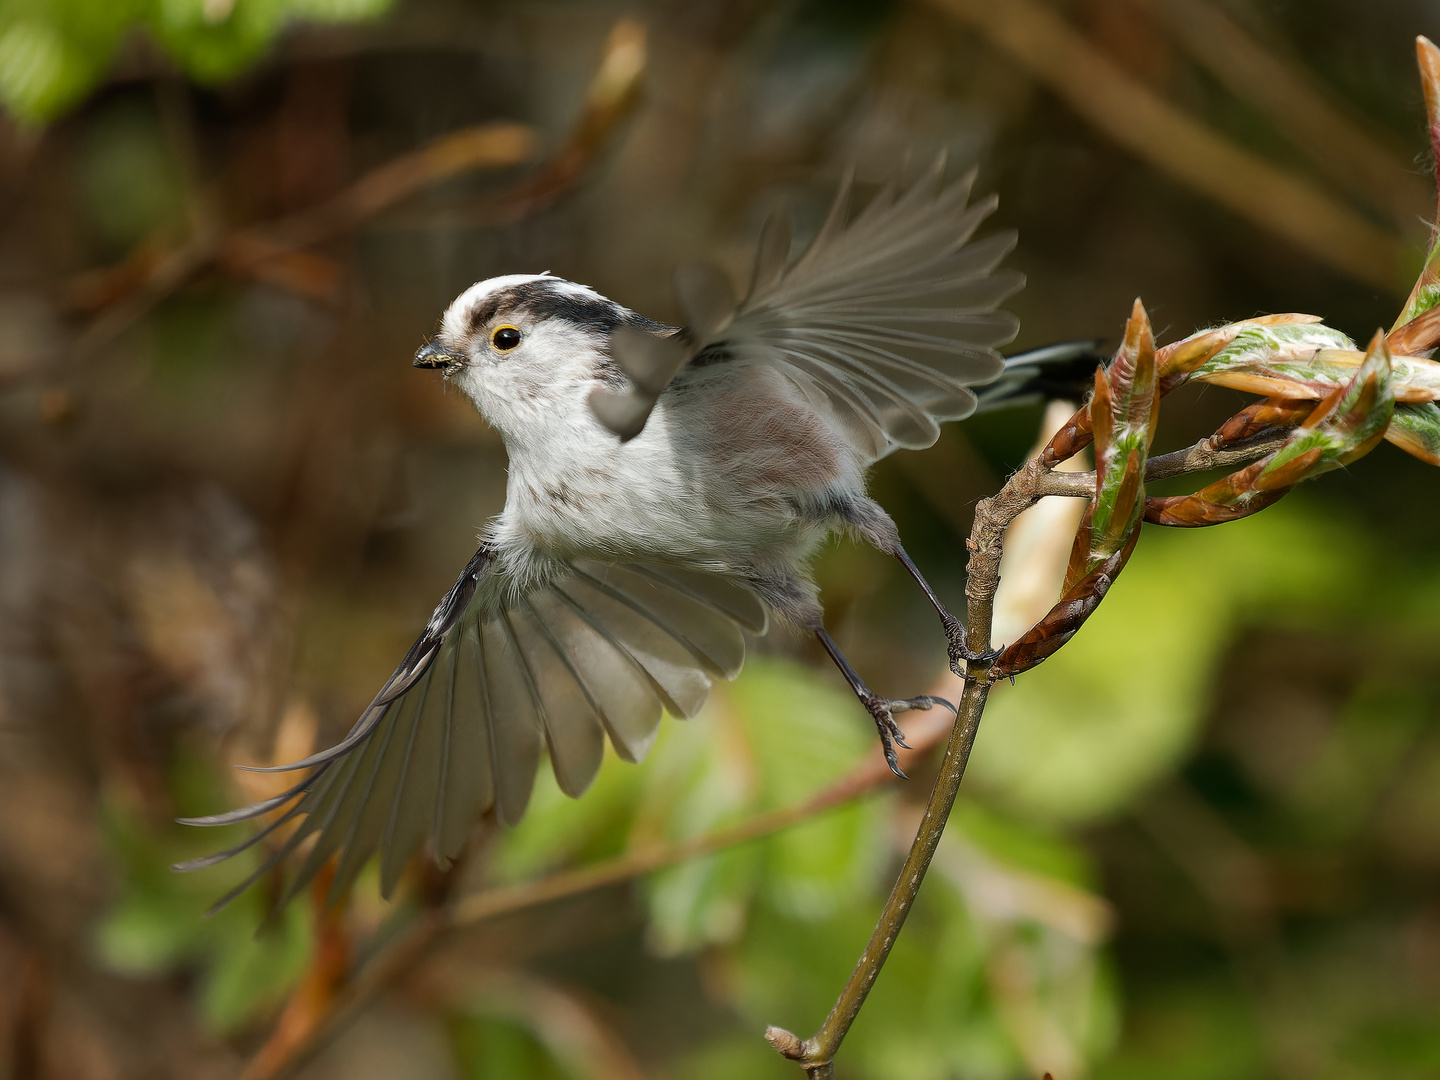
xmin=878 ymin=709 xmax=910 ymax=751
xmin=879 ymin=728 xmax=909 ymax=779
xmin=884 ymin=751 xmax=909 ymax=780
xmin=942 ymin=612 xmax=1006 ymax=672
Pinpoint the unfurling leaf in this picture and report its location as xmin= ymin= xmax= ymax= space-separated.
xmin=1386 ymin=401 xmax=1440 ymax=465
xmin=1155 ymin=313 xmax=1324 ymax=384
xmin=1265 ymin=329 xmax=1394 ymax=474
xmin=992 ymin=525 xmax=1141 ymax=681
xmin=1210 ymin=397 xmax=1316 ymax=448
xmin=1189 ymin=326 xmax=1440 ymax=405
xmin=1039 ymin=313 xmax=1326 ymax=470
xmin=1067 ymin=299 xmax=1156 ymax=591
xmin=1387 ymin=305 xmax=1440 ymax=356
xmin=1147 ymin=331 xmax=1396 ymax=527
xmin=1391 ymin=37 xmax=1440 ymax=337
xmin=1188 ymin=322 xmax=1356 ymax=391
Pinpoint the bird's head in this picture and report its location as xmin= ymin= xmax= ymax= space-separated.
xmin=415 ymin=273 xmax=661 ymax=439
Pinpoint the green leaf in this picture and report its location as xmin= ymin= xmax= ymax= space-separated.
xmin=0 ymin=0 xmax=395 ymax=122
xmin=489 ymin=743 xmax=645 ymax=885
xmin=449 ymin=1014 xmax=573 ymax=1080
xmin=635 ymin=658 xmax=887 ymax=954
xmin=0 ymin=18 xmax=101 ymax=121
xmin=1191 ymin=323 xmax=1356 ymax=381
xmin=75 ymin=102 xmax=187 ymax=250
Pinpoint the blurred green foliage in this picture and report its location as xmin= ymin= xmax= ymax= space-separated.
xmin=90 ymin=486 xmax=1440 ymax=1077
xmin=74 ymin=99 xmax=187 ymax=249
xmin=0 ymin=0 xmax=391 ymax=123
xmin=95 ymin=755 xmax=314 ymax=1033
xmin=449 ymin=1014 xmax=572 ymax=1080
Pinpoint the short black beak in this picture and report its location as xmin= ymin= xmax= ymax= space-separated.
xmin=414 ymin=341 xmax=459 ymax=369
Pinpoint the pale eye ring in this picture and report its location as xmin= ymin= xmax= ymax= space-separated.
xmin=491 ymin=325 xmax=522 ymax=351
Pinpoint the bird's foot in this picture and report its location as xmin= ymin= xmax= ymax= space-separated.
xmin=860 ymin=693 xmax=955 ymax=778
xmin=943 ymin=613 xmax=1002 ymax=676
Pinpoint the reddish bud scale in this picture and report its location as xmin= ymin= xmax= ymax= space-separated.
xmin=1336 ymin=431 xmax=1389 ymax=467
xmin=1090 ymin=365 xmax=1115 ymax=478
xmin=1144 ymin=487 xmax=1291 ymax=526
xmin=1155 ymin=326 xmax=1235 ymax=381
xmin=1041 ymin=404 xmax=1095 ymax=467
xmin=1387 ymin=402 xmax=1440 ymax=465
xmin=1142 ymin=450 xmax=1303 ymax=528
xmin=1256 ymin=445 xmax=1325 ymax=489
xmin=991 ymin=527 xmax=1142 ymax=681
xmin=1212 ymin=398 xmax=1315 ymax=447
xmin=1388 ymin=305 xmax=1440 ymax=355
xmin=1062 ymin=504 xmax=1095 ymax=597
xmin=1392 ymin=37 xmax=1440 ymax=334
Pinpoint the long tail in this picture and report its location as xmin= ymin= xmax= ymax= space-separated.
xmin=973 ymin=341 xmax=1105 ymax=412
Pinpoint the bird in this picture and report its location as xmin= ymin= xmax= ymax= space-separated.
xmin=177 ymin=158 xmax=1098 ymax=909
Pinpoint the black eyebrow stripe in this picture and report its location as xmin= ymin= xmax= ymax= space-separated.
xmin=464 ymin=280 xmax=676 ymax=337
xmin=460 ymin=279 xmax=679 ymax=388
xmin=466 ymin=294 xmax=507 ymax=334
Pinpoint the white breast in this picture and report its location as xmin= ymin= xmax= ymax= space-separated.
xmin=483 ymin=363 xmax=867 ymax=581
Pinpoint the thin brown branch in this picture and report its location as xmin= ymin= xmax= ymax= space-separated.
xmin=59 ymin=17 xmax=649 ymax=366
xmin=64 ymin=121 xmax=534 ymax=358
xmin=927 ymin=0 xmax=1409 ymax=292
xmin=1033 ymin=428 xmax=1295 ymax=497
xmin=228 ymin=122 xmax=536 ymax=260
xmin=451 ymin=730 xmax=925 ymax=927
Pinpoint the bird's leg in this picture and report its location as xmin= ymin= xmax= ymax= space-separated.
xmin=830 ymin=496 xmax=996 ymax=677
xmin=890 ymin=544 xmax=1000 ymax=677
xmin=814 ymin=628 xmax=955 ymax=779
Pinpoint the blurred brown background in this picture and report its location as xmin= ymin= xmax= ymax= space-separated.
xmin=3 ymin=0 xmax=1440 ymax=1078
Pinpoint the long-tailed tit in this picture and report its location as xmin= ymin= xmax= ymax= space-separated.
xmin=179 ymin=160 xmax=1098 ymax=907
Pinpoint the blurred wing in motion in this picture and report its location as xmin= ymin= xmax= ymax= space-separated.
xmin=177 ymin=549 xmax=766 ymax=909
xmin=592 ymin=157 xmax=1024 ymax=457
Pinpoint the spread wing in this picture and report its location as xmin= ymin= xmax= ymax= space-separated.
xmin=589 ymin=157 xmax=1023 ymax=460
xmin=177 ymin=549 xmax=766 ymax=909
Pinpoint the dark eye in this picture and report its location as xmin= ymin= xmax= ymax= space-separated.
xmin=491 ymin=325 xmax=522 ymax=351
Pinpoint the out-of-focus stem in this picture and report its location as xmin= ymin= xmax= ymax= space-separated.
xmin=928 ymin=0 xmax=1408 ymax=293
xmin=765 ymin=676 xmax=991 ymax=1074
